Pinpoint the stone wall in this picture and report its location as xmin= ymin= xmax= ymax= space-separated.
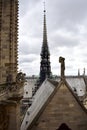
xmin=0 ymin=0 xmax=18 ymax=84
xmin=0 ymin=100 xmax=21 ymax=130
xmin=30 ymin=82 xmax=87 ymax=130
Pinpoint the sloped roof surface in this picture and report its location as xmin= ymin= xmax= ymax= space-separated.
xmin=57 ymin=76 xmax=86 ymax=96
xmin=21 ymin=79 xmax=56 ymax=130
xmin=25 ymin=76 xmax=86 ymax=97
xmin=66 ymin=77 xmax=86 ymax=96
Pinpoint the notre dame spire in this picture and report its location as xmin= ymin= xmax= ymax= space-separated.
xmin=39 ymin=3 xmax=51 ymax=85
xmin=0 ymin=0 xmax=19 ymax=84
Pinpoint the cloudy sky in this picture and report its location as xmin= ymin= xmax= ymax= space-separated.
xmin=19 ymin=0 xmax=87 ymax=76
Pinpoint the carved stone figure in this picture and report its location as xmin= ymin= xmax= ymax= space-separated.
xmin=59 ymin=56 xmax=65 ymax=79
xmin=16 ymin=72 xmax=25 ymax=84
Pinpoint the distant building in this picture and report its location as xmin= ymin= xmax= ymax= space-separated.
xmin=0 ymin=0 xmax=18 ymax=85
xmin=22 ymin=79 xmax=35 ymax=107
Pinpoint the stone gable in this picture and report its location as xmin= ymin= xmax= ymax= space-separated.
xmin=30 ymin=80 xmax=87 ymax=130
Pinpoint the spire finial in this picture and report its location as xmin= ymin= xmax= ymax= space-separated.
xmin=38 ymin=1 xmax=51 ymax=86
xmin=43 ymin=1 xmax=46 ymax=13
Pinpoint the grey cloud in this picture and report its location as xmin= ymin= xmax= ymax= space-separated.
xmin=47 ymin=0 xmax=87 ymax=33
xmin=19 ymin=0 xmax=87 ymax=76
xmin=69 ymin=58 xmax=75 ymax=62
xmin=19 ymin=38 xmax=41 ymax=55
xmin=82 ymin=59 xmax=87 ymax=63
xmin=49 ymin=34 xmax=80 ymax=49
xmin=19 ymin=0 xmax=41 ymax=16
xmin=19 ymin=54 xmax=38 ymax=64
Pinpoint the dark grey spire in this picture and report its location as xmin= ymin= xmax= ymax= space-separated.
xmin=39 ymin=2 xmax=51 ymax=85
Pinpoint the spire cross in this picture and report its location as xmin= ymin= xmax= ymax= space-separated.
xmin=43 ymin=1 xmax=46 ymax=13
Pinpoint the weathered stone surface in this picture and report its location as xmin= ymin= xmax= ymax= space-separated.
xmin=29 ymin=80 xmax=87 ymax=130
xmin=0 ymin=0 xmax=18 ymax=85
xmin=0 ymin=1 xmax=23 ymax=130
xmin=0 ymin=100 xmax=20 ymax=130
